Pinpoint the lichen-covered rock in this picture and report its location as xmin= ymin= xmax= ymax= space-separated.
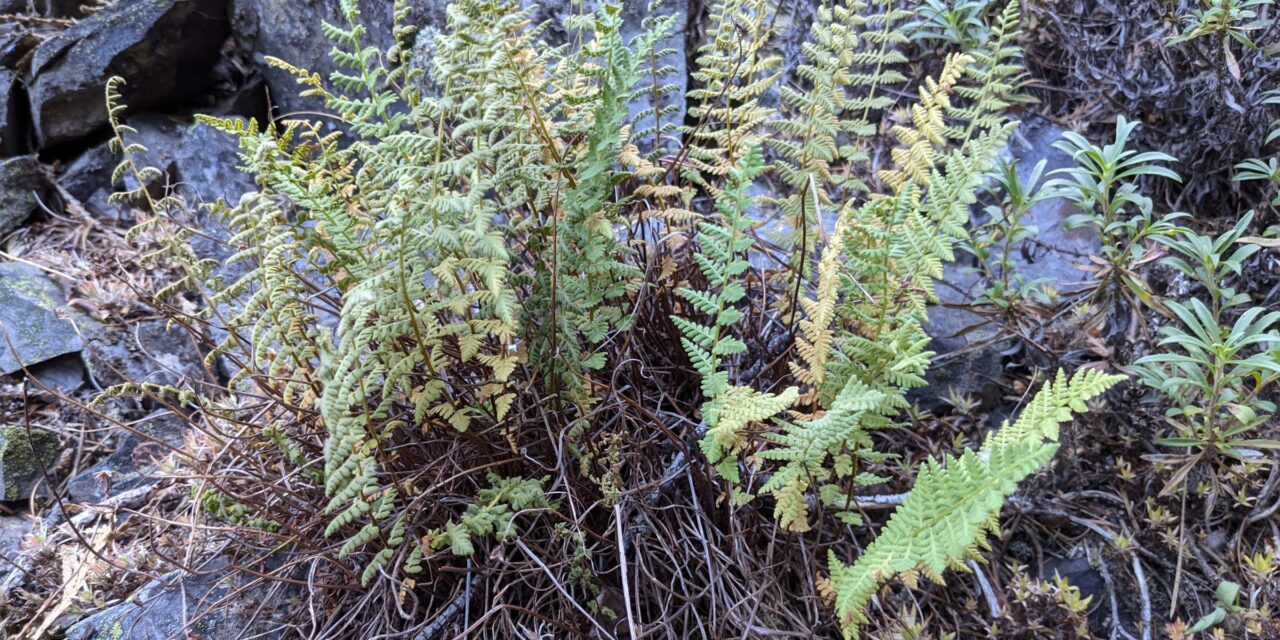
xmin=25 ymin=0 xmax=230 ymax=148
xmin=0 ymin=156 xmax=47 ymax=237
xmin=0 ymin=425 xmax=60 ymax=501
xmin=0 ymin=262 xmax=85 ymax=375
xmin=65 ymin=559 xmax=293 ymax=640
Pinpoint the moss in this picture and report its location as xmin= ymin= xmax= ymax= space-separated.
xmin=0 ymin=425 xmax=60 ymax=501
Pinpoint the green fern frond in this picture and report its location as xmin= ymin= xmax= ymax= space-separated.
xmin=827 ymin=369 xmax=1125 ymax=637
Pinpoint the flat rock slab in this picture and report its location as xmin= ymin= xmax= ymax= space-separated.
xmin=25 ymin=0 xmax=229 ymax=148
xmin=66 ymin=559 xmax=292 ymax=640
xmin=0 ymin=262 xmax=84 ymax=375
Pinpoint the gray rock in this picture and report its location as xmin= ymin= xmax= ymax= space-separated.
xmin=0 ymin=425 xmax=59 ymax=501
xmin=0 ymin=514 xmax=31 ymax=559
xmin=0 ymin=29 xmax=40 ymax=67
xmin=1003 ymin=118 xmax=1100 ymax=292
xmin=0 ymin=262 xmax=84 ymax=375
xmin=0 ymin=156 xmax=47 ymax=237
xmin=26 ymin=353 xmax=86 ymax=393
xmin=57 ymin=142 xmax=123 ymax=218
xmin=917 ymin=264 xmax=1006 ymax=411
xmin=66 ymin=413 xmax=182 ymax=504
xmin=85 ymin=319 xmax=204 ymax=388
xmin=66 ymin=559 xmax=293 ymax=640
xmin=138 ymin=113 xmax=257 ymax=206
xmin=25 ymin=0 xmax=230 ymax=148
xmin=0 ymin=68 xmax=23 ymax=156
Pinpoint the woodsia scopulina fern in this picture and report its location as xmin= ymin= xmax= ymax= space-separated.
xmin=101 ymin=0 xmax=1125 ymax=636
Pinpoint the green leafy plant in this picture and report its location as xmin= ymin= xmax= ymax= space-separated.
xmin=908 ymin=0 xmax=992 ymax=49
xmin=1046 ymin=116 xmax=1186 ymax=319
xmin=1235 ymin=89 xmax=1280 ymax=203
xmin=963 ymin=157 xmax=1054 ymax=312
xmin=97 ymin=0 xmax=1128 ymax=637
xmin=1132 ymin=212 xmax=1280 ymax=483
xmin=826 ymin=369 xmax=1124 ymax=637
xmin=1169 ymin=0 xmax=1274 ymax=55
xmin=673 ymin=146 xmax=799 ymax=484
xmin=1187 ymin=581 xmax=1246 ymax=634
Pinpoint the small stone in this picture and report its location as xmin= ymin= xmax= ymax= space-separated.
xmin=0 ymin=262 xmax=85 ymax=375
xmin=0 ymin=156 xmax=48 ymax=237
xmin=0 ymin=514 xmax=32 ymax=558
xmin=0 ymin=425 xmax=60 ymax=502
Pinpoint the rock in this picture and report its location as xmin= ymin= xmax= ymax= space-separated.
xmin=0 ymin=262 xmax=85 ymax=375
xmin=1041 ymin=554 xmax=1108 ymax=630
xmin=143 ymin=114 xmax=257 ymax=206
xmin=66 ymin=413 xmax=182 ymax=504
xmin=26 ymin=353 xmax=85 ymax=393
xmin=0 ymin=68 xmax=25 ymax=156
xmin=916 ymin=264 xmax=1006 ymax=411
xmin=65 ymin=559 xmax=294 ymax=640
xmin=85 ymin=319 xmax=204 ymax=388
xmin=0 ymin=425 xmax=60 ymax=501
xmin=25 ymin=0 xmax=231 ymax=148
xmin=0 ymin=514 xmax=31 ymax=558
xmin=60 ymin=112 xmax=256 ymax=250
xmin=0 ymin=156 xmax=48 ymax=236
xmin=57 ymin=141 xmax=123 ymax=218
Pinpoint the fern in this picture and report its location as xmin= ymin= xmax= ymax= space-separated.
xmin=827 ymin=369 xmax=1125 ymax=637
xmin=423 ymin=474 xmax=551 ymax=558
xmin=683 ymin=0 xmax=782 ymax=193
xmin=100 ymin=0 xmax=1125 ymax=634
xmin=673 ymin=146 xmax=798 ymax=481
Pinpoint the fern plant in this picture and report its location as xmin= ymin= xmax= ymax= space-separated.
xmin=100 ymin=0 xmax=1129 ymax=637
